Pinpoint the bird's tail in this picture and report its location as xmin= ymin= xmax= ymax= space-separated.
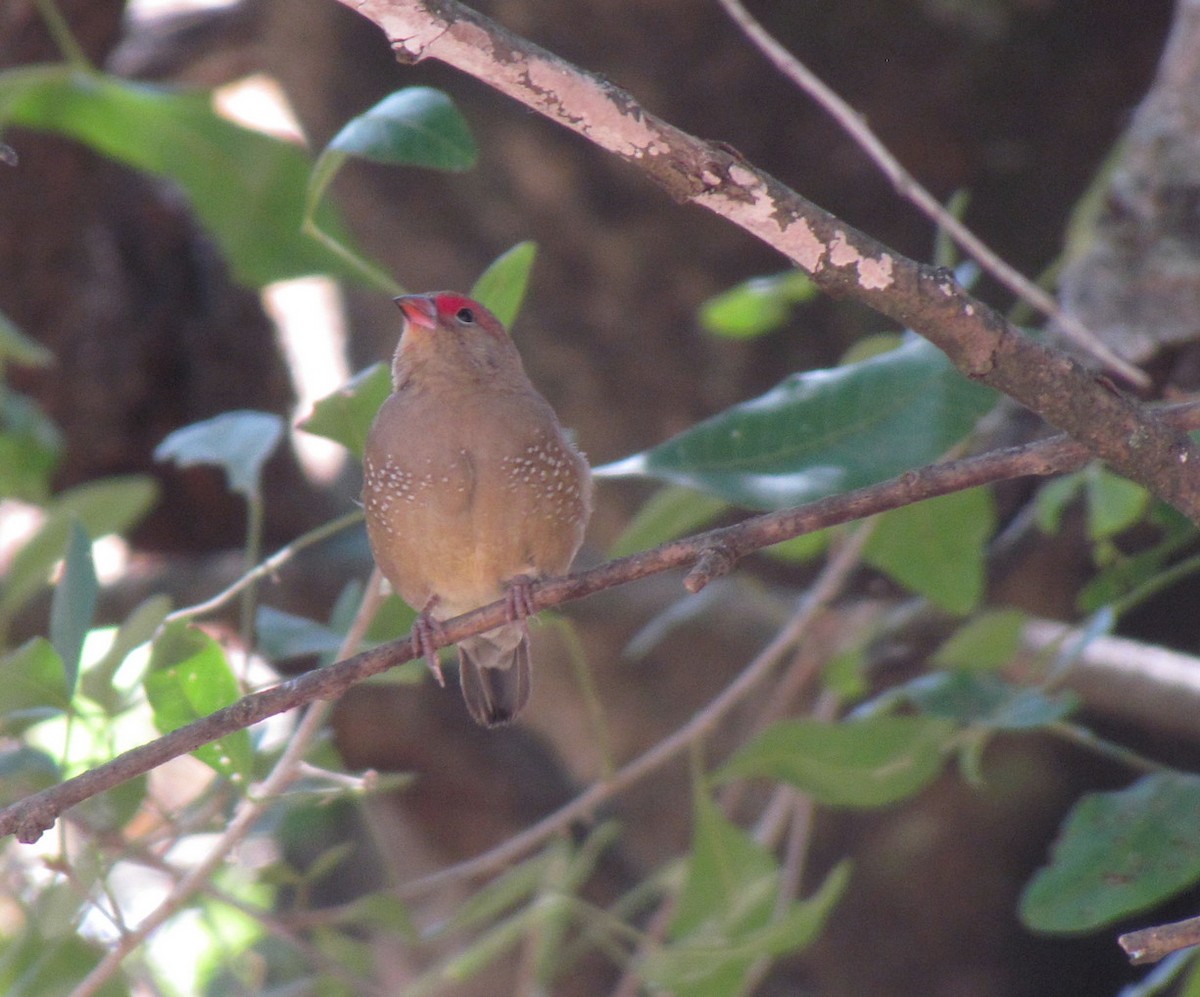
xmin=458 ymin=623 xmax=532 ymax=727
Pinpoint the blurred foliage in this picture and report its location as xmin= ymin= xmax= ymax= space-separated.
xmin=1 ymin=11 xmax=1199 ymax=997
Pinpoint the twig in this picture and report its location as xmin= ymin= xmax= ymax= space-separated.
xmin=6 ymin=405 xmax=1200 ymax=846
xmin=1120 ymin=914 xmax=1200 ymax=965
xmin=165 ymin=509 xmax=363 ymax=623
xmin=714 ymin=0 xmax=1147 ymax=388
xmin=338 ymin=0 xmax=1200 ymax=522
xmin=68 ymin=571 xmax=386 ymax=997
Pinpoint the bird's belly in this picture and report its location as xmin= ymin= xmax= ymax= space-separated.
xmin=364 ymin=459 xmax=533 ymax=615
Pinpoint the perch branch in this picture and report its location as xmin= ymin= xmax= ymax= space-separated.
xmin=5 ymin=401 xmax=1200 ymax=845
xmin=339 ymin=0 xmax=1200 ymax=522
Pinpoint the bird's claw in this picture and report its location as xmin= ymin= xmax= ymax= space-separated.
xmin=504 ymin=576 xmax=537 ymax=623
xmin=412 ymin=609 xmax=447 ymax=687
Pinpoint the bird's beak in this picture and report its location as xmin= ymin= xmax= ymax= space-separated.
xmin=394 ymin=295 xmax=438 ymax=330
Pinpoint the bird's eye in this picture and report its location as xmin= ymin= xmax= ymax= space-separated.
xmin=455 ymin=307 xmax=476 ymax=324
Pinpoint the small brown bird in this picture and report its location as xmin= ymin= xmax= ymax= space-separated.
xmin=362 ymin=292 xmax=592 ymax=726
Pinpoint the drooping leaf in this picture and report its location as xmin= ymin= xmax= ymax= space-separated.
xmin=646 ymin=863 xmax=848 ymax=992
xmin=48 ymin=521 xmax=97 ymax=697
xmin=0 ymin=746 xmax=60 ymax=807
xmin=699 ymin=271 xmax=817 ymax=339
xmin=663 ymin=784 xmax=778 ymax=995
xmin=863 ymin=487 xmax=995 ymax=614
xmin=470 ymin=241 xmax=537 ymax=328
xmin=155 ymin=410 xmax=284 ymax=499
xmin=0 ymin=390 xmax=62 ymax=501
xmin=256 ymin=605 xmax=345 ymax=660
xmin=0 ymin=476 xmax=157 ymax=630
xmin=595 ymin=336 xmax=997 ymax=510
xmin=144 ymin=623 xmax=252 ymax=780
xmin=306 ymin=86 xmax=477 ymax=219
xmin=0 ymin=638 xmax=70 ymax=734
xmin=717 ymin=715 xmax=955 ymax=807
xmin=298 ymin=362 xmax=392 ymax=460
xmin=644 ymin=784 xmax=845 ymax=995
xmin=1021 ymin=774 xmax=1200 ymax=933
xmin=72 ymin=776 xmax=147 ymax=836
xmin=0 ymin=65 xmax=355 ymax=287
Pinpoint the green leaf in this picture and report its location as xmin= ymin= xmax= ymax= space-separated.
xmin=672 ymin=788 xmax=777 ymax=938
xmin=595 ymin=336 xmax=997 ymax=510
xmin=699 ymin=271 xmax=817 ymax=339
xmin=1 ymin=66 xmax=355 ymax=287
xmin=297 ymin=362 xmax=392 ymax=460
xmin=0 ymin=309 xmax=54 ymax=367
xmin=0 ymin=390 xmax=62 ymax=501
xmin=663 ymin=785 xmax=778 ymax=995
xmin=646 ymin=863 xmax=849 ymax=992
xmin=307 ymin=86 xmax=477 ymax=219
xmin=863 ymin=488 xmax=995 ymax=614
xmin=48 ymin=521 xmax=97 ymax=697
xmin=902 ymin=672 xmax=1077 ymax=730
xmin=1034 ymin=472 xmax=1084 ymax=534
xmin=0 ymin=746 xmax=60 ymax=807
xmin=0 ymin=638 xmax=70 ymax=733
xmin=608 ymin=485 xmax=730 ymax=558
xmin=255 ymin=605 xmax=344 ymax=660
xmin=0 ymin=932 xmax=127 ymax=997
xmin=717 ymin=715 xmax=955 ymax=807
xmin=0 ymin=476 xmax=157 ymax=630
xmin=1021 ymin=773 xmax=1200 ymax=933
xmin=646 ymin=784 xmax=846 ymax=995
xmin=932 ymin=609 xmax=1028 ymax=672
xmin=155 ymin=410 xmax=284 ymax=499
xmin=144 ymin=623 xmax=252 ymax=780
xmin=72 ymin=776 xmax=147 ymax=835
xmin=1084 ymin=465 xmax=1149 ymax=540
xmin=761 ymin=529 xmax=831 ymax=564
xmin=469 ymin=241 xmax=537 ymax=328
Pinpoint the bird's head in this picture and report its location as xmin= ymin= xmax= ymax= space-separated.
xmin=391 ymin=292 xmax=522 ymax=386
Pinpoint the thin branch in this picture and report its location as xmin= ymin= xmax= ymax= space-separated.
xmin=5 ymin=404 xmax=1200 ymax=847
xmin=339 ymin=0 xmax=1200 ymax=521
xmin=714 ymin=0 xmax=1147 ymax=388
xmin=1120 ymin=914 xmax=1200 ymax=965
xmin=68 ymin=572 xmax=386 ymax=997
xmin=165 ymin=509 xmax=363 ymax=623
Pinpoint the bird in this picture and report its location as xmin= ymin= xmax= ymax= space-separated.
xmin=362 ymin=292 xmax=592 ymax=727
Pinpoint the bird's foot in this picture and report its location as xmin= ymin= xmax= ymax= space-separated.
xmin=503 ymin=576 xmax=537 ymax=626
xmin=412 ymin=600 xmax=447 ymax=687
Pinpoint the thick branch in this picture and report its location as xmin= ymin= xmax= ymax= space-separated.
xmin=5 ymin=406 xmax=1200 ymax=845
xmin=340 ymin=0 xmax=1200 ymax=522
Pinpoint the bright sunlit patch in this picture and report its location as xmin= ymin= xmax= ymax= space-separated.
xmin=264 ymin=276 xmax=351 ymax=484
xmin=0 ymin=500 xmax=44 ymax=574
xmin=213 ymin=73 xmax=305 ymax=144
